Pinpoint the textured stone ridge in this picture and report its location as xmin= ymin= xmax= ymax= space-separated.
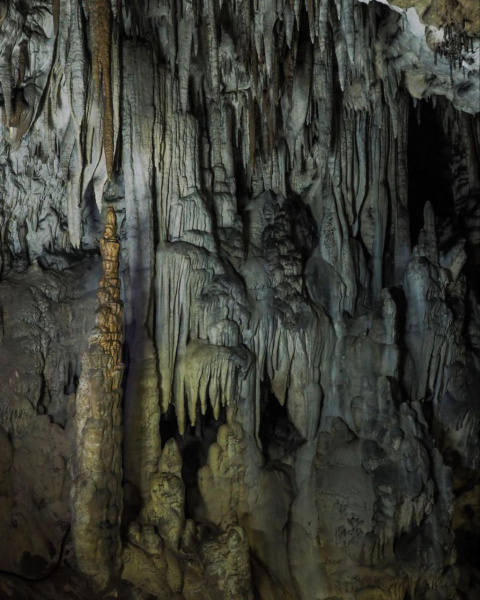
xmin=393 ymin=0 xmax=480 ymax=32
xmin=70 ymin=206 xmax=124 ymax=589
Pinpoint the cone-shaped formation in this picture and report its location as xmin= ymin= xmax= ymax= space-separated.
xmin=86 ymin=0 xmax=115 ymax=179
xmin=71 ymin=205 xmax=124 ymax=590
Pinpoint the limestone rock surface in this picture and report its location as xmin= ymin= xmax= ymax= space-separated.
xmin=0 ymin=1 xmax=479 ymax=599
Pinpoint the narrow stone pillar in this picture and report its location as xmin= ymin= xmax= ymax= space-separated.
xmin=71 ymin=206 xmax=124 ymax=589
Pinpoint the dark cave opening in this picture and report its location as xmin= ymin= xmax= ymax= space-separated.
xmin=160 ymin=402 xmax=226 ymax=521
xmin=407 ymin=98 xmax=480 ymax=298
xmin=407 ymin=99 xmax=456 ymax=247
xmin=258 ymin=383 xmax=305 ymax=464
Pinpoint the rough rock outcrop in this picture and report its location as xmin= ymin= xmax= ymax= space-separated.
xmin=0 ymin=259 xmax=99 ymax=579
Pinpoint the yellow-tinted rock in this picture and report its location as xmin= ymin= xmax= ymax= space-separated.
xmin=71 ymin=207 xmax=125 ymax=589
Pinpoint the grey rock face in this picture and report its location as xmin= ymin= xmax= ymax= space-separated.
xmin=0 ymin=259 xmax=99 ymax=578
xmin=0 ymin=1 xmax=479 ymax=599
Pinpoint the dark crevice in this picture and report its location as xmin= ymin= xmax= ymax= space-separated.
xmin=38 ymin=369 xmax=50 ymax=414
xmin=63 ymin=362 xmax=78 ymax=396
xmin=81 ymin=181 xmax=103 ymax=249
xmin=160 ymin=402 xmax=226 ymax=521
xmin=258 ymin=379 xmax=305 ymax=465
xmin=407 ymin=99 xmax=456 ymax=247
xmin=159 ymin=403 xmax=179 ymax=448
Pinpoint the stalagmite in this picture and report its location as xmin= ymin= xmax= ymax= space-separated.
xmin=70 ymin=205 xmax=124 ymax=589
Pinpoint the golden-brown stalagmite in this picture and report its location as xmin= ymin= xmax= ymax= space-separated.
xmin=71 ymin=205 xmax=124 ymax=589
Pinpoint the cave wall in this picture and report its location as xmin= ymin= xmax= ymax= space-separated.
xmin=0 ymin=1 xmax=479 ymax=599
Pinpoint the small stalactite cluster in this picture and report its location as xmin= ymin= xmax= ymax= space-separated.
xmin=434 ymin=22 xmax=475 ymax=70
xmin=71 ymin=205 xmax=124 ymax=590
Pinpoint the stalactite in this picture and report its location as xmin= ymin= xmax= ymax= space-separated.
xmin=86 ymin=0 xmax=114 ymax=179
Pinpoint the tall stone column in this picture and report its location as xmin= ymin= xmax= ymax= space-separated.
xmin=71 ymin=206 xmax=124 ymax=589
